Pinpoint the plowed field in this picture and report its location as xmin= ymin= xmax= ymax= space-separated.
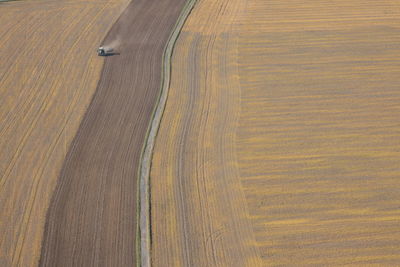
xmin=2 ymin=0 xmax=400 ymax=266
xmin=39 ymin=0 xmax=186 ymax=266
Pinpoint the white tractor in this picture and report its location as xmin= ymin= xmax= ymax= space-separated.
xmin=97 ymin=46 xmax=113 ymax=56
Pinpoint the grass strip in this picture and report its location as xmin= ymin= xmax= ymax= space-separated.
xmin=136 ymin=0 xmax=197 ymax=266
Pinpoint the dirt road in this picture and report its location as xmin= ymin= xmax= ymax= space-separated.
xmin=39 ymin=0 xmax=186 ymax=266
xmin=0 ymin=0 xmax=128 ymax=265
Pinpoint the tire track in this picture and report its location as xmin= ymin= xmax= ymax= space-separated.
xmin=39 ymin=0 xmax=186 ymax=266
xmin=150 ymin=0 xmax=262 ymax=265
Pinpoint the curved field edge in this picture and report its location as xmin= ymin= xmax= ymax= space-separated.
xmin=0 ymin=1 xmax=129 ymax=265
xmin=38 ymin=0 xmax=186 ymax=265
xmin=137 ymin=0 xmax=197 ymax=266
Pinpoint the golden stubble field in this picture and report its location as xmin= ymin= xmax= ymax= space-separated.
xmin=150 ymin=0 xmax=261 ymax=265
xmin=151 ymin=0 xmax=400 ymax=266
xmin=0 ymin=0 xmax=128 ymax=265
xmin=236 ymin=0 xmax=400 ymax=265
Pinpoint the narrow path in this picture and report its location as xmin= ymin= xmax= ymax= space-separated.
xmin=39 ymin=0 xmax=186 ymax=266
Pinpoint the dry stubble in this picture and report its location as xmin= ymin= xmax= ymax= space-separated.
xmin=150 ymin=0 xmax=261 ymax=266
xmin=236 ymin=0 xmax=400 ymax=265
xmin=0 ymin=0 xmax=128 ymax=266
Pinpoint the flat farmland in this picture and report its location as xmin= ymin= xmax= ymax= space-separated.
xmin=39 ymin=0 xmax=187 ymax=266
xmin=0 ymin=0 xmax=128 ymax=266
xmin=2 ymin=0 xmax=400 ymax=266
xmin=236 ymin=0 xmax=400 ymax=265
xmin=150 ymin=0 xmax=400 ymax=266
xmin=150 ymin=0 xmax=261 ymax=265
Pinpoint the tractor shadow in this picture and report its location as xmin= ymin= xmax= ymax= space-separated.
xmin=103 ymin=52 xmax=120 ymax=57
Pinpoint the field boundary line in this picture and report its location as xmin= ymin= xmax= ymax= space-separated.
xmin=137 ymin=0 xmax=197 ymax=266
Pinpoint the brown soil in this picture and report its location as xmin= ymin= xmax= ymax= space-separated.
xmin=39 ymin=0 xmax=186 ymax=266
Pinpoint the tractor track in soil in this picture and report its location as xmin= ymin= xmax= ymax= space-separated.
xmin=39 ymin=0 xmax=186 ymax=266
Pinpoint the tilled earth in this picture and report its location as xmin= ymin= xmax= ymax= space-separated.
xmin=39 ymin=0 xmax=186 ymax=266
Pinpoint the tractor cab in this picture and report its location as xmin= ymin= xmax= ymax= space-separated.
xmin=97 ymin=47 xmax=106 ymax=56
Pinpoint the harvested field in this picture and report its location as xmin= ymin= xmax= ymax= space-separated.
xmin=39 ymin=0 xmax=187 ymax=266
xmin=151 ymin=0 xmax=400 ymax=266
xmin=150 ymin=0 xmax=261 ymax=266
xmin=236 ymin=0 xmax=400 ymax=265
xmin=0 ymin=0 xmax=128 ymax=265
xmin=2 ymin=0 xmax=400 ymax=265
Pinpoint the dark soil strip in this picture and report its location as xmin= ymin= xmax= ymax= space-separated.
xmin=39 ymin=0 xmax=186 ymax=266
